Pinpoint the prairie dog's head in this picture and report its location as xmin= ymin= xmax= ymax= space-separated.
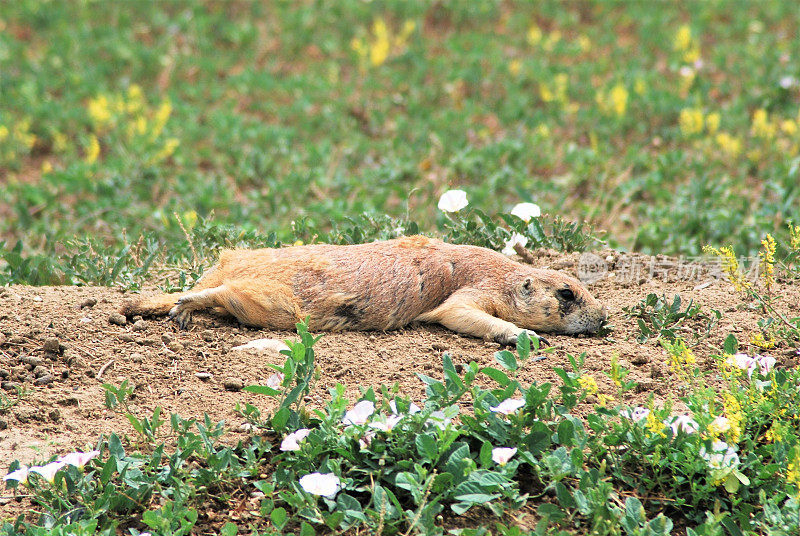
xmin=508 ymin=269 xmax=607 ymax=335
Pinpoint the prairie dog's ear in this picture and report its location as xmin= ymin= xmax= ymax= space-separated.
xmin=520 ymin=277 xmax=533 ymax=296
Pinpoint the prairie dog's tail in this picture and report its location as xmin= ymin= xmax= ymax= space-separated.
xmin=119 ymin=292 xmax=192 ymax=318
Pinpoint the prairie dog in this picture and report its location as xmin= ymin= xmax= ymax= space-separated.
xmin=120 ymin=236 xmax=607 ymax=345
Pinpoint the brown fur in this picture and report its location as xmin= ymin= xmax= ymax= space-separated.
xmin=120 ymin=236 xmax=607 ymax=344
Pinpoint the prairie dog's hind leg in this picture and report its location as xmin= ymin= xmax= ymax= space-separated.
xmin=169 ymin=281 xmax=302 ymax=330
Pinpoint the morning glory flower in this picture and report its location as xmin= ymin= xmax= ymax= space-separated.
xmin=621 ymin=406 xmax=650 ymax=422
xmin=280 ymin=429 xmax=311 ymax=452
xmin=57 ymin=450 xmax=100 ymax=468
xmin=501 ymin=233 xmax=529 ymax=256
xmin=666 ymin=415 xmax=699 ymax=435
xmin=30 ymin=461 xmax=67 ymax=482
xmin=510 ymin=202 xmax=541 ymax=221
xmin=491 ymin=447 xmax=517 ymax=466
xmin=490 ymin=398 xmax=526 ymax=415
xmin=3 ymin=466 xmax=30 ymax=485
xmin=299 ymin=472 xmax=341 ymax=498
xmin=343 ymin=400 xmax=375 ymax=425
xmin=437 ymin=190 xmax=468 ymax=212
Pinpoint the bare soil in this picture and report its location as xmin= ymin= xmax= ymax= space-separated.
xmin=1 ymin=249 xmax=798 ymax=526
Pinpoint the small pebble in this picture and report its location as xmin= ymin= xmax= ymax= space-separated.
xmin=79 ymin=297 xmax=97 ymax=309
xmin=133 ymin=315 xmax=143 ymax=323
xmin=132 ymin=320 xmax=149 ymax=332
xmin=0 ymin=333 xmax=6 ymax=345
xmin=167 ymin=341 xmax=184 ymax=352
xmin=109 ymin=313 xmax=127 ymax=326
xmin=223 ymin=378 xmax=244 ymax=391
xmin=0 ymin=369 xmax=8 ymax=379
xmin=130 ymin=353 xmax=145 ymax=363
xmin=49 ymin=409 xmax=61 ymax=422
xmin=43 ymin=337 xmax=61 ymax=354
xmin=201 ymin=330 xmax=214 ymax=342
xmin=631 ymin=355 xmax=649 ymax=366
xmin=21 ymin=355 xmax=43 ymax=368
xmin=161 ymin=333 xmax=173 ymax=344
xmin=0 ymin=419 xmax=7 ymax=430
xmin=432 ymin=342 xmax=449 ymax=351
xmin=34 ymin=374 xmax=53 ymax=386
xmin=1 ymin=381 xmax=19 ymax=391
xmin=118 ymin=333 xmax=136 ymax=343
xmin=32 ymin=365 xmax=48 ymax=377
xmin=195 ymin=372 xmax=213 ymax=381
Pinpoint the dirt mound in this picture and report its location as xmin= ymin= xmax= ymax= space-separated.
xmin=1 ymin=250 xmax=798 ymax=518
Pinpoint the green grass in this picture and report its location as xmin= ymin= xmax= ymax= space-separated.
xmin=2 ymin=1 xmax=800 ymax=286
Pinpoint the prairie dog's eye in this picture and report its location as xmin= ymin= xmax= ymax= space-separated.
xmin=558 ymin=288 xmax=575 ymax=301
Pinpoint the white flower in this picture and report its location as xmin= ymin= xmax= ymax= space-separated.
xmin=779 ymin=76 xmax=798 ymax=89
xmin=280 ymin=429 xmax=311 ymax=452
xmin=30 ymin=461 xmax=67 ymax=482
xmin=389 ymin=400 xmax=421 ymax=415
xmin=501 ymin=233 xmax=529 ymax=256
xmin=437 ymin=189 xmax=468 ymax=212
xmin=666 ymin=415 xmax=698 ymax=435
xmin=679 ymin=65 xmax=695 ymax=77
xmin=343 ymin=400 xmax=375 ymax=425
xmin=3 ymin=466 xmax=29 ymax=484
xmin=358 ymin=430 xmax=376 ymax=449
xmin=491 ymin=447 xmax=517 ymax=466
xmin=757 ymin=354 xmax=776 ymax=376
xmin=708 ymin=416 xmax=731 ymax=434
xmin=299 ymin=472 xmax=341 ymax=498
xmin=369 ymin=414 xmax=402 ymax=433
xmin=621 ymin=406 xmax=650 ymax=422
xmin=510 ymin=202 xmax=541 ymax=222
xmin=426 ymin=410 xmax=452 ymax=430
xmin=265 ymin=373 xmax=284 ymax=389
xmin=700 ymin=441 xmax=739 ymax=470
xmin=57 ymin=450 xmax=100 ymax=468
xmin=725 ymin=353 xmax=757 ymax=376
xmin=490 ymin=398 xmax=526 ymax=415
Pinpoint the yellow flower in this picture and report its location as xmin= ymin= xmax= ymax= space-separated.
xmin=84 ymin=134 xmax=100 ymax=164
xmin=704 ymin=244 xmax=751 ymax=292
xmin=765 ymin=422 xmax=784 ymax=443
xmin=0 ymin=125 xmax=8 ymax=141
xmin=788 ymin=221 xmax=800 ymax=251
xmin=705 ymin=112 xmax=720 ymax=134
xmin=760 ymin=234 xmax=776 ymax=291
xmin=674 ymin=25 xmax=692 ymax=52
xmin=41 ymin=161 xmax=53 ymax=174
xmin=646 ymin=410 xmax=666 ymax=437
xmin=577 ymin=375 xmax=599 ymax=395
xmin=787 ymin=446 xmax=800 ymax=495
xmin=715 ymin=132 xmax=742 ymax=158
xmin=663 ymin=338 xmax=696 ymax=377
xmin=527 ymin=25 xmax=542 ymax=46
xmin=534 ymin=124 xmax=550 ymax=138
xmin=750 ymin=332 xmax=775 ymax=349
xmin=597 ymin=393 xmax=615 ymax=406
xmin=781 ymin=119 xmax=798 ymax=135
xmin=576 ymin=35 xmax=591 ymax=52
xmin=153 ymin=137 xmax=179 ymax=162
xmin=509 ymin=59 xmax=521 ymax=76
xmin=539 ymin=83 xmax=554 ymax=103
xmin=370 ymin=19 xmax=390 ymax=67
xmin=679 ymin=108 xmax=704 ymax=136
xmin=126 ymin=84 xmax=144 ymax=113
xmin=634 ymin=78 xmax=646 ymax=95
xmin=53 ymin=132 xmax=68 ymax=152
xmin=88 ymin=95 xmax=112 ymax=128
xmin=543 ymin=30 xmax=561 ymax=52
xmin=150 ymin=101 xmax=172 ymax=140
xmin=751 ymin=109 xmax=776 ymax=138
xmin=609 ymin=84 xmax=628 ymax=117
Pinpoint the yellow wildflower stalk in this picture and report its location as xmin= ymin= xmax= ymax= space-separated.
xmin=703 ymin=245 xmax=751 ymax=291
xmin=759 ymin=234 xmax=776 ymax=292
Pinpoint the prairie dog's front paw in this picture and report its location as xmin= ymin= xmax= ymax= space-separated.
xmin=168 ymin=300 xmax=193 ymax=329
xmin=495 ymin=329 xmax=549 ymax=347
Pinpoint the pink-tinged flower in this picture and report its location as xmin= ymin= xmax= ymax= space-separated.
xmin=426 ymin=410 xmax=452 ymax=430
xmin=57 ymin=450 xmax=100 ymax=468
xmin=757 ymin=355 xmax=776 ymax=376
xmin=30 ymin=461 xmax=66 ymax=482
xmin=510 ymin=202 xmax=541 ymax=222
xmin=491 ymin=447 xmax=517 ymax=466
xmin=726 ymin=353 xmax=757 ymax=376
xmin=299 ymin=472 xmax=341 ymax=498
xmin=3 ymin=466 xmax=30 ymax=485
xmin=666 ymin=415 xmax=698 ymax=435
xmin=437 ymin=189 xmax=468 ymax=213
xmin=501 ymin=233 xmax=529 ymax=256
xmin=265 ymin=373 xmax=284 ymax=390
xmin=343 ymin=400 xmax=375 ymax=425
xmin=280 ymin=429 xmax=311 ymax=452
xmin=621 ymin=406 xmax=650 ymax=422
xmin=708 ymin=416 xmax=731 ymax=435
xmin=358 ymin=430 xmax=376 ymax=449
xmin=490 ymin=398 xmax=526 ymax=415
xmin=369 ymin=414 xmax=402 ymax=433
xmin=389 ymin=400 xmax=421 ymax=415
xmin=700 ymin=441 xmax=739 ymax=469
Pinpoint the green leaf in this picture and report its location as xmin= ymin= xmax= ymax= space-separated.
xmin=554 ymin=482 xmax=575 ymax=508
xmin=723 ymin=333 xmax=738 ymax=355
xmin=415 ymin=433 xmax=438 ymax=461
xmin=480 ymin=366 xmax=511 ymax=386
xmin=479 ymin=440 xmax=493 ymax=467
xmin=271 ymin=406 xmax=290 ymax=431
xmin=270 ymin=507 xmax=287 ymax=530
xmin=300 ymin=521 xmax=316 ymax=536
xmin=494 ymin=350 xmax=518 ymax=371
xmin=243 ymin=385 xmax=280 ymax=397
xmin=220 ymin=522 xmax=238 ymax=536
